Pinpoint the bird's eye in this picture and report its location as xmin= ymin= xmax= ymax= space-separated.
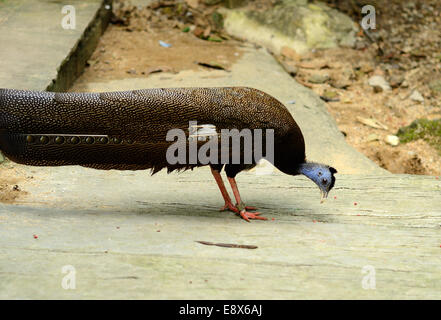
xmin=318 ymin=171 xmax=322 ymax=176
xmin=322 ymin=178 xmax=327 ymax=184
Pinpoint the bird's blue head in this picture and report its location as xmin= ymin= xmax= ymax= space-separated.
xmin=298 ymin=162 xmax=337 ymax=203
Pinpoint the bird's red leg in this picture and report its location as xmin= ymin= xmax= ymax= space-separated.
xmin=227 ymin=177 xmax=267 ymax=222
xmin=210 ymin=168 xmax=238 ymax=213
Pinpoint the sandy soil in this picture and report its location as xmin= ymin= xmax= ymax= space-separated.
xmin=314 ymin=0 xmax=441 ymax=175
xmin=289 ymin=46 xmax=441 ymax=176
xmin=73 ymin=26 xmax=243 ymax=88
xmin=0 ymin=163 xmax=28 ymax=203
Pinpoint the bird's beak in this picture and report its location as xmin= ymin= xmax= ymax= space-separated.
xmin=320 ymin=191 xmax=328 ymax=204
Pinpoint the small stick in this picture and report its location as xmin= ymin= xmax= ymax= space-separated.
xmin=196 ymin=241 xmax=258 ymax=249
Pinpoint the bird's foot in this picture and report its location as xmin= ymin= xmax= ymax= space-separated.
xmin=239 ymin=210 xmax=267 ymax=222
xmin=220 ymin=202 xmax=265 ymax=222
xmin=220 ymin=202 xmax=258 ymax=214
xmin=235 ymin=202 xmax=266 ymax=222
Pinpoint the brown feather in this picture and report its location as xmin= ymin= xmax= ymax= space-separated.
xmin=0 ymin=87 xmax=305 ymax=175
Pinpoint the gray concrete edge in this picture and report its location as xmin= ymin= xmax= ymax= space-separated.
xmin=46 ymin=0 xmax=112 ymax=92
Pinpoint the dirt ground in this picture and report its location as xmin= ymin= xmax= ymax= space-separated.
xmin=306 ymin=0 xmax=441 ymax=175
xmin=0 ymin=163 xmax=29 ymax=203
xmin=73 ymin=0 xmax=441 ymax=176
xmin=73 ymin=26 xmax=243 ymax=87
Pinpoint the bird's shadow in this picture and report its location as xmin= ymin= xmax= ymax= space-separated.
xmin=1 ymin=198 xmax=334 ymax=224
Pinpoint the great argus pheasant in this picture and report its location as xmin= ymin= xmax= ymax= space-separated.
xmin=0 ymin=87 xmax=337 ymax=221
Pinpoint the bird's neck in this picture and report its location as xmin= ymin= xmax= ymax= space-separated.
xmin=273 ymin=159 xmax=305 ymax=176
xmin=271 ymin=159 xmax=317 ymax=179
xmin=298 ymin=162 xmax=315 ymax=174
xmin=272 ymin=128 xmax=306 ymax=176
xmin=297 ymin=162 xmax=318 ymax=181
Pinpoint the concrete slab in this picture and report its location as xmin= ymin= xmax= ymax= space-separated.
xmin=0 ymin=0 xmax=111 ymax=91
xmin=1 ymin=164 xmax=440 ymax=299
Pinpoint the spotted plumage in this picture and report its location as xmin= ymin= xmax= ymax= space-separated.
xmin=0 ymin=87 xmax=337 ymax=221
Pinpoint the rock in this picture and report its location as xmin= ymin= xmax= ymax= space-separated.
xmin=355 ymin=70 xmax=366 ymax=80
xmin=389 ymin=74 xmax=404 ymax=88
xmin=185 ymin=0 xmax=199 ymax=9
xmin=221 ymin=0 xmax=357 ymax=55
xmin=409 ymin=90 xmax=424 ymax=102
xmin=428 ymin=80 xmax=441 ymax=94
xmin=401 ymin=80 xmax=409 ymax=88
xmin=402 ymin=45 xmax=413 ymax=53
xmin=280 ymin=46 xmax=301 ymax=61
xmin=372 ymin=67 xmax=385 ymax=77
xmin=359 ymin=62 xmax=374 ymax=74
xmin=372 ymin=85 xmax=384 ymax=93
xmin=203 ymin=26 xmax=212 ymax=38
xmin=354 ymin=40 xmax=368 ymax=50
xmin=410 ymin=49 xmax=426 ymax=58
xmin=280 ymin=60 xmax=297 ymax=76
xmin=193 ymin=27 xmax=204 ymax=37
xmin=342 ymin=67 xmax=354 ymax=79
xmin=308 ymin=73 xmax=329 ymax=84
xmin=321 ymin=90 xmax=338 ymax=101
xmin=330 ymin=78 xmax=351 ymax=89
xmin=297 ymin=60 xmax=328 ymax=69
xmin=368 ymin=75 xmax=391 ymax=92
xmin=385 ymin=135 xmax=400 ymax=146
xmin=366 ymin=134 xmax=379 ymax=142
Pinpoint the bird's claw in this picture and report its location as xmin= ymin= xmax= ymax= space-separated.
xmin=239 ymin=210 xmax=267 ymax=222
xmin=220 ymin=202 xmax=265 ymax=221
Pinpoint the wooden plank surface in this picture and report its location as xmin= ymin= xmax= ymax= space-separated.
xmin=0 ymin=164 xmax=440 ymax=299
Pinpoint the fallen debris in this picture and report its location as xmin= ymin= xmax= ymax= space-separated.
xmin=196 ymin=61 xmax=228 ymax=71
xmin=196 ymin=240 xmax=258 ymax=249
xmin=159 ymin=40 xmax=172 ymax=48
xmin=366 ymin=133 xmax=380 ymax=142
xmin=368 ymin=75 xmax=391 ymax=92
xmin=409 ymin=90 xmax=424 ymax=102
xmin=356 ymin=116 xmax=389 ymax=130
xmin=142 ymin=66 xmax=176 ymax=75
